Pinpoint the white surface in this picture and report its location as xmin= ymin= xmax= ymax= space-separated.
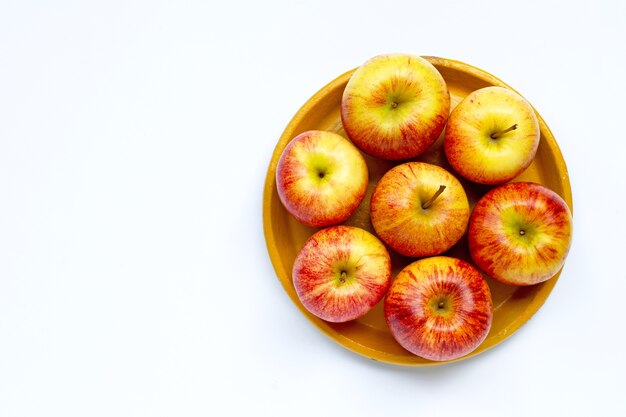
xmin=1 ymin=1 xmax=624 ymax=416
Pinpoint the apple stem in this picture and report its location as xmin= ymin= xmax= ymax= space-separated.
xmin=422 ymin=185 xmax=446 ymax=209
xmin=391 ymin=102 xmax=398 ymax=109
xmin=490 ymin=124 xmax=518 ymax=139
xmin=339 ymin=271 xmax=347 ymax=283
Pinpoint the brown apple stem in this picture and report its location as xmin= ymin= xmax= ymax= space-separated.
xmin=490 ymin=124 xmax=518 ymax=139
xmin=422 ymin=185 xmax=446 ymax=209
xmin=339 ymin=271 xmax=347 ymax=283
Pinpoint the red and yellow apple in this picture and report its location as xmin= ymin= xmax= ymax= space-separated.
xmin=276 ymin=130 xmax=368 ymax=227
xmin=385 ymin=256 xmax=493 ymax=361
xmin=469 ymin=182 xmax=573 ymax=286
xmin=292 ymin=225 xmax=392 ymax=323
xmin=444 ymin=86 xmax=540 ymax=184
xmin=341 ymin=54 xmax=450 ymax=160
xmin=370 ymin=162 xmax=469 ymax=257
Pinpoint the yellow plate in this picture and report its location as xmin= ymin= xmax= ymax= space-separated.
xmin=263 ymin=56 xmax=572 ymax=366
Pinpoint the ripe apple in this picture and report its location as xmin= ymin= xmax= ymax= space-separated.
xmin=276 ymin=130 xmax=368 ymax=227
xmin=469 ymin=182 xmax=573 ymax=286
xmin=341 ymin=54 xmax=450 ymax=160
xmin=385 ymin=256 xmax=493 ymax=361
xmin=444 ymin=86 xmax=540 ymax=184
xmin=370 ymin=162 xmax=470 ymax=257
xmin=292 ymin=225 xmax=392 ymax=323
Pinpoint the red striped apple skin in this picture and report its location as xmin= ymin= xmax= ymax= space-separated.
xmin=293 ymin=226 xmax=392 ymax=323
xmin=276 ymin=130 xmax=368 ymax=228
xmin=384 ymin=257 xmax=493 ymax=362
xmin=469 ymin=182 xmax=573 ymax=286
xmin=341 ymin=54 xmax=450 ymax=160
xmin=370 ymin=162 xmax=469 ymax=257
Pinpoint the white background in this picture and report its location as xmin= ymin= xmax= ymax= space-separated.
xmin=1 ymin=1 xmax=624 ymax=416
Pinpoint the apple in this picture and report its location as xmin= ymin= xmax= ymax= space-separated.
xmin=469 ymin=182 xmax=573 ymax=286
xmin=385 ymin=256 xmax=493 ymax=361
xmin=276 ymin=130 xmax=368 ymax=227
xmin=370 ymin=162 xmax=470 ymax=257
xmin=341 ymin=54 xmax=450 ymax=160
xmin=444 ymin=86 xmax=540 ymax=184
xmin=292 ymin=225 xmax=392 ymax=323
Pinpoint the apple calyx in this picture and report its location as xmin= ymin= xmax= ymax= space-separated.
xmin=490 ymin=124 xmax=518 ymax=139
xmin=422 ymin=185 xmax=446 ymax=209
xmin=431 ymin=295 xmax=449 ymax=314
xmin=314 ymin=164 xmax=328 ymax=180
xmin=335 ymin=266 xmax=355 ymax=286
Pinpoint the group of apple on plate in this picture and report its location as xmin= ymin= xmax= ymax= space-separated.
xmin=275 ymin=54 xmax=573 ymax=362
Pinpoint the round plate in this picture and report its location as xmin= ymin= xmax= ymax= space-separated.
xmin=263 ymin=56 xmax=572 ymax=366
